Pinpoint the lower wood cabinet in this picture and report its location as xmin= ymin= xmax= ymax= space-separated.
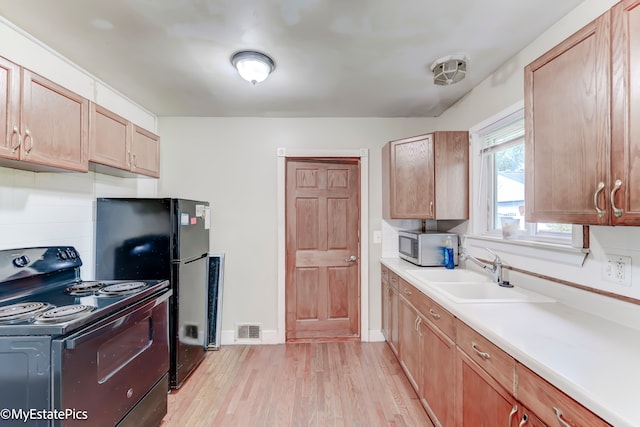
xmin=380 ymin=264 xmax=611 ymax=426
xmin=398 ymin=294 xmax=421 ymax=392
xmin=420 ymin=316 xmax=455 ymax=427
xmin=456 ymin=346 xmax=517 ymax=426
xmin=517 ymin=364 xmax=610 ymax=427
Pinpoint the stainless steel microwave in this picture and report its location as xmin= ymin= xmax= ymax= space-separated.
xmin=398 ymin=230 xmax=459 ymax=267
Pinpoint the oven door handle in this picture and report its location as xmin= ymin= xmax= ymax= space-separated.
xmin=65 ymin=291 xmax=171 ymax=350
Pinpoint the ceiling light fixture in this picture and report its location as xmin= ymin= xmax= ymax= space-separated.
xmin=231 ymin=50 xmax=276 ymax=85
xmin=430 ymin=55 xmax=468 ymax=86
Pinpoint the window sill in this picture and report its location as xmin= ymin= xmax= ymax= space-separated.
xmin=464 ymin=234 xmax=590 ymax=267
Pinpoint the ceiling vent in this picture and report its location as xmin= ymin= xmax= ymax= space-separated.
xmin=430 ymin=55 xmax=468 ymax=86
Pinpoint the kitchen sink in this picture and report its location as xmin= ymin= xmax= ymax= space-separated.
xmin=404 ymin=268 xmax=555 ymax=304
xmin=406 ymin=268 xmax=493 ymax=284
xmin=425 ymin=281 xmax=555 ymax=304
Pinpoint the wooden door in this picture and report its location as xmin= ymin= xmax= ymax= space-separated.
xmin=21 ymin=69 xmax=88 ymax=172
xmin=0 ymin=56 xmax=20 ymax=160
xmin=611 ymin=0 xmax=640 ymax=225
xmin=131 ymin=125 xmax=160 ymax=178
xmin=285 ymin=159 xmax=360 ymax=341
xmin=524 ymin=11 xmax=611 ymax=224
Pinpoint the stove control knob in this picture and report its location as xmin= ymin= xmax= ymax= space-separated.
xmin=13 ymin=255 xmax=30 ymax=268
xmin=66 ymin=248 xmax=77 ymax=259
xmin=58 ymin=250 xmax=68 ymax=260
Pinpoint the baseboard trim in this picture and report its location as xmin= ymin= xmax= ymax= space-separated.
xmin=368 ymin=330 xmax=385 ymax=342
xmin=220 ymin=329 xmax=386 ymax=345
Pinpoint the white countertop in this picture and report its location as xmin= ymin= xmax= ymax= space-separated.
xmin=381 ymin=257 xmax=640 ymax=427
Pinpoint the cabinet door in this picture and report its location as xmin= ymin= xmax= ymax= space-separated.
xmin=420 ymin=318 xmax=455 ymax=427
xmin=398 ymin=297 xmax=421 ymax=392
xmin=388 ymin=134 xmax=435 ymax=219
xmin=131 ymin=125 xmax=160 ymax=178
xmin=434 ymin=131 xmax=469 ymax=220
xmin=611 ymin=0 xmax=640 ymax=225
xmin=388 ymin=273 xmax=399 ymax=356
xmin=524 ymin=12 xmax=611 ymax=224
xmin=89 ymin=103 xmax=131 ymax=170
xmin=381 ymin=282 xmax=390 ymax=342
xmin=456 ymin=347 xmax=517 ymax=427
xmin=21 ymin=69 xmax=88 ymax=172
xmin=0 ymin=56 xmax=20 ymax=160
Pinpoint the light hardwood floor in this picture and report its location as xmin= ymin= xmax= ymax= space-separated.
xmin=161 ymin=342 xmax=433 ymax=427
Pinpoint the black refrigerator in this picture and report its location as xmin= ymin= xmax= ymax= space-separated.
xmin=95 ymin=198 xmax=210 ymax=389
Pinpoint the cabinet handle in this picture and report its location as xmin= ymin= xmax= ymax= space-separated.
xmin=471 ymin=342 xmax=491 ymax=360
xmin=518 ymin=414 xmax=529 ymax=427
xmin=553 ymin=407 xmax=571 ymax=427
xmin=429 ymin=201 xmax=434 ymax=217
xmin=429 ymin=309 xmax=441 ymax=320
xmin=403 ymin=288 xmax=412 ymax=296
xmin=508 ymin=404 xmax=518 ymax=426
xmin=127 ymin=150 xmax=132 ymax=166
xmin=414 ymin=316 xmax=419 ymax=332
xmin=610 ymin=179 xmax=623 ymax=218
xmin=23 ymin=129 xmax=33 ymax=154
xmin=593 ymin=182 xmax=605 ymax=218
xmin=416 ymin=317 xmax=422 ymax=337
xmin=10 ymin=126 xmax=21 ymax=152
xmin=132 ymin=153 xmax=137 ymax=167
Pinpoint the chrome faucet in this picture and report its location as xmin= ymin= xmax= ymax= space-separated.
xmin=461 ymin=247 xmax=512 ymax=287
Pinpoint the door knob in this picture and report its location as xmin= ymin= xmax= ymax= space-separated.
xmin=345 ymin=255 xmax=357 ymax=263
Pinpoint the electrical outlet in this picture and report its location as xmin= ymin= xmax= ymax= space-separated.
xmin=373 ymin=230 xmax=382 ymax=244
xmin=603 ymin=254 xmax=632 ymax=286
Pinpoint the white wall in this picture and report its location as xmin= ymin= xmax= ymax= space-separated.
xmin=0 ymin=167 xmax=157 ymax=279
xmin=157 ymin=117 xmax=435 ymax=338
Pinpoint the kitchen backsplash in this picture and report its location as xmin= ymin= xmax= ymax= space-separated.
xmin=0 ymin=166 xmax=157 ymax=279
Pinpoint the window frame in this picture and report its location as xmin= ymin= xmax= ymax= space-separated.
xmin=469 ymin=101 xmax=584 ymax=247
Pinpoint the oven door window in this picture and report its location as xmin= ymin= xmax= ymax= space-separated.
xmin=398 ymin=235 xmax=417 ymax=258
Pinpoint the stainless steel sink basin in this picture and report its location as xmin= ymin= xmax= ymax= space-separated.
xmin=427 ymin=281 xmax=556 ymax=304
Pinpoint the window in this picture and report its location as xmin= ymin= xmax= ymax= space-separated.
xmin=473 ymin=106 xmax=572 ymax=243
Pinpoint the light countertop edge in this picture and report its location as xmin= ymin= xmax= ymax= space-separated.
xmin=380 ymin=257 xmax=640 ymax=427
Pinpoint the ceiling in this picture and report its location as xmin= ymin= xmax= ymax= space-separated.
xmin=0 ymin=0 xmax=584 ymax=117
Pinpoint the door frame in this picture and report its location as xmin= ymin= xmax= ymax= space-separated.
xmin=277 ymin=147 xmax=369 ymax=343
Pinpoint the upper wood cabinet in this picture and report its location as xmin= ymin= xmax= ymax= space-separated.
xmin=525 ymin=1 xmax=640 ymax=225
xmin=89 ymin=103 xmax=160 ymax=178
xmin=382 ymin=131 xmax=469 ymax=220
xmin=610 ymin=0 xmax=640 ymax=225
xmin=131 ymin=125 xmax=160 ymax=178
xmin=0 ymin=56 xmax=20 ymax=160
xmin=0 ymin=62 xmax=89 ymax=172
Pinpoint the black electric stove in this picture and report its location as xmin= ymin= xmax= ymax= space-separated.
xmin=0 ymin=246 xmax=171 ymax=427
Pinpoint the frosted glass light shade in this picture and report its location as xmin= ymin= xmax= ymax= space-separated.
xmin=231 ymin=51 xmax=275 ymax=84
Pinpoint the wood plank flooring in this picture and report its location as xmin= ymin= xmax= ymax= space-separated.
xmin=161 ymin=342 xmax=433 ymax=427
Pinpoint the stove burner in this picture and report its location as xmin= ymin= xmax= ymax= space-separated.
xmin=66 ymin=281 xmax=105 ymax=296
xmin=98 ymin=282 xmax=148 ymax=296
xmin=0 ymin=302 xmax=52 ymax=323
xmin=34 ymin=305 xmax=94 ymax=323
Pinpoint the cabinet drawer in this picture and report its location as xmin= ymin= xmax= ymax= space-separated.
xmin=381 ymin=265 xmax=389 ymax=285
xmin=517 ymin=364 xmax=610 ymax=427
xmin=398 ymin=277 xmax=456 ymax=339
xmin=388 ymin=271 xmax=399 ymax=291
xmin=456 ymin=320 xmax=516 ymax=394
